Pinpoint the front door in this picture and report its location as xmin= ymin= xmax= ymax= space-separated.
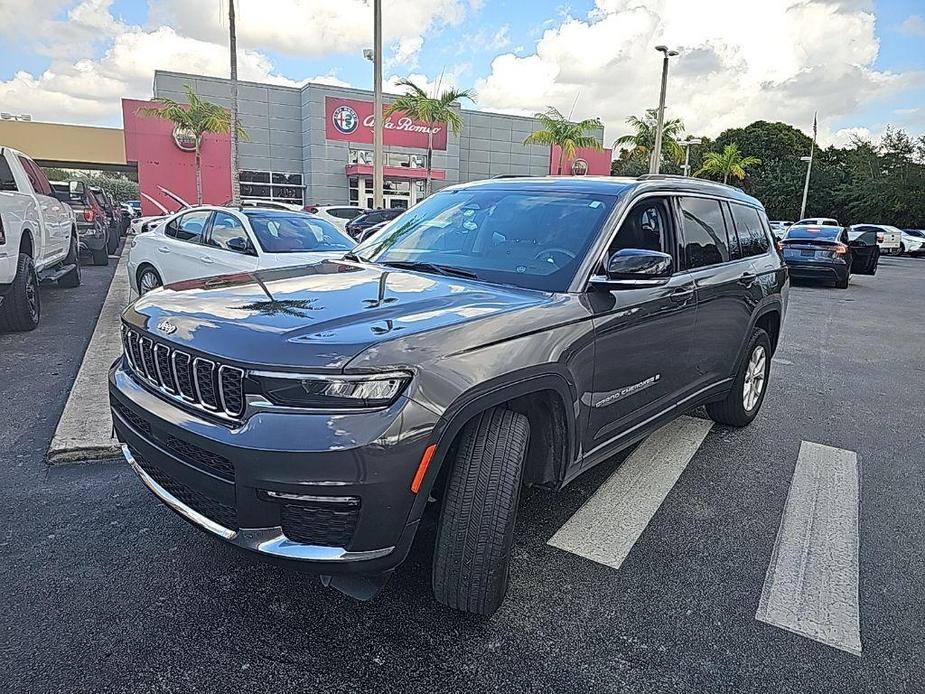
xmin=846 ymin=227 xmax=879 ymax=274
xmin=160 ymin=209 xmax=214 ymax=284
xmin=585 ymin=196 xmax=697 ymax=461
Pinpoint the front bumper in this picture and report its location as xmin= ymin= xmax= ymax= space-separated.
xmin=110 ymin=359 xmax=440 ymax=574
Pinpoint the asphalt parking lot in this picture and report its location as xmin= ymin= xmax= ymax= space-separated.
xmin=1 ymin=255 xmax=923 ymax=694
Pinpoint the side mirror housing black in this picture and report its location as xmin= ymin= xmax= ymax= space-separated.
xmin=591 ymin=248 xmax=673 ymax=288
xmin=227 ymin=236 xmax=256 ymax=255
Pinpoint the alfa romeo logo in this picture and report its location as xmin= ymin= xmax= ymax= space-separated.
xmin=172 ymin=126 xmax=197 ymax=152
xmin=156 ymin=319 xmax=177 ymax=335
xmin=332 ymin=105 xmax=359 ymax=134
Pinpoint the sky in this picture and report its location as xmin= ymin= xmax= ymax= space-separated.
xmin=0 ymin=0 xmax=922 ymax=149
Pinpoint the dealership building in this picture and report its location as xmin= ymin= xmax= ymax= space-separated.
xmin=121 ymin=70 xmax=611 ymax=216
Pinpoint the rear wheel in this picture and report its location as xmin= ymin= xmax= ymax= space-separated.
xmin=137 ymin=265 xmax=162 ymax=295
xmin=835 ymin=272 xmax=849 ymax=289
xmin=106 ymin=226 xmax=119 ymax=255
xmin=91 ymin=240 xmax=109 ymax=266
xmin=706 ymin=328 xmax=771 ymax=427
xmin=58 ymin=232 xmax=82 ymax=288
xmin=432 ymin=407 xmax=530 ymax=616
xmin=0 ymin=253 xmax=40 ymax=332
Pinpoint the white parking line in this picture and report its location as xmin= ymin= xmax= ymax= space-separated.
xmin=547 ymin=415 xmax=713 ymax=569
xmin=756 ymin=441 xmax=862 ymax=656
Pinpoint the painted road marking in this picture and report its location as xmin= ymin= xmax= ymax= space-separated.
xmin=756 ymin=441 xmax=862 ymax=656
xmin=548 ymin=415 xmax=713 ymax=570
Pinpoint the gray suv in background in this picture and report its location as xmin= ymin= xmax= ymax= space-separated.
xmin=110 ymin=175 xmax=788 ymax=615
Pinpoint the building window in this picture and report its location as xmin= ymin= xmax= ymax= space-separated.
xmin=239 ymin=170 xmax=304 ymax=205
xmin=349 ymin=149 xmax=427 ymax=169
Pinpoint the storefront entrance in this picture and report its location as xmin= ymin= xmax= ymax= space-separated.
xmin=350 ymin=177 xmax=426 ymax=210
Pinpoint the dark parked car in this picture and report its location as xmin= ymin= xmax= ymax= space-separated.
xmin=779 ymin=224 xmax=878 ymax=288
xmin=345 ymin=208 xmax=404 ymax=239
xmin=88 ymin=186 xmax=122 ymax=252
xmin=50 ymin=180 xmax=111 ymax=266
xmin=110 ymin=176 xmax=788 ymax=615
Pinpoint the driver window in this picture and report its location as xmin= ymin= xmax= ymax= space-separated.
xmin=607 ymin=198 xmax=673 ymax=268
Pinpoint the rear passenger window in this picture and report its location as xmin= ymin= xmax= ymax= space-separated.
xmin=679 ymin=197 xmax=729 ymax=269
xmin=167 ymin=210 xmax=211 ymax=243
xmin=0 ymin=156 xmax=15 ymax=191
xmin=730 ymin=204 xmax=770 ymax=256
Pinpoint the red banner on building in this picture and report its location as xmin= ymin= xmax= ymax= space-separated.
xmin=324 ymin=96 xmax=448 ymax=150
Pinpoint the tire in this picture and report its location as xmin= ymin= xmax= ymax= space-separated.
xmin=898 ymin=243 xmax=905 ymax=256
xmin=106 ymin=226 xmax=119 ymax=255
xmin=432 ymin=408 xmax=530 ymax=616
xmin=0 ymin=253 xmax=41 ymax=332
xmin=137 ymin=266 xmax=162 ymax=295
xmin=91 ymin=245 xmax=109 ymax=266
xmin=706 ymin=328 xmax=771 ymax=427
xmin=835 ymin=272 xmax=849 ymax=289
xmin=58 ymin=232 xmax=82 ymax=289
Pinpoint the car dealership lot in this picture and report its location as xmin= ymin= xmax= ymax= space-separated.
xmin=1 ymin=257 xmax=923 ymax=693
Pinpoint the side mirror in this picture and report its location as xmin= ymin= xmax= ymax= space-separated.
xmin=227 ymin=236 xmax=256 ymax=255
xmin=591 ymin=248 xmax=673 ymax=288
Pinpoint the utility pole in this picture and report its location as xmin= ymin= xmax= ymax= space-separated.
xmin=650 ymin=45 xmax=679 ymax=175
xmin=799 ymin=112 xmax=817 ymax=220
xmin=372 ymin=0 xmax=384 ymax=209
xmin=229 ymin=0 xmax=241 ymax=205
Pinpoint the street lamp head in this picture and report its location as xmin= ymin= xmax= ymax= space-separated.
xmin=362 ymin=48 xmax=374 ymax=61
xmin=668 ymin=50 xmax=679 ymax=57
xmin=800 ymin=156 xmax=812 ymax=162
xmin=683 ymin=138 xmax=702 ymax=145
xmin=655 ymin=45 xmax=679 ymax=56
xmin=655 ymin=44 xmax=668 ymax=53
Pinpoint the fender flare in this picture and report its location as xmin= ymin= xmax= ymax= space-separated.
xmin=415 ymin=369 xmax=579 ymax=501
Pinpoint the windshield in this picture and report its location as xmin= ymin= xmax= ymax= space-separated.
xmin=352 ymin=187 xmax=619 ymax=292
xmin=244 ymin=211 xmax=354 ymax=253
xmin=786 ymin=225 xmax=841 ymax=240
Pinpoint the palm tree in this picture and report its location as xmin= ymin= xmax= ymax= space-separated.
xmin=613 ymin=109 xmax=685 ymax=167
xmin=385 ymin=78 xmax=475 ymax=197
xmin=136 ymin=84 xmax=248 ymax=204
xmin=695 ymin=143 xmax=761 ymax=184
xmin=523 ymin=107 xmax=604 ymax=175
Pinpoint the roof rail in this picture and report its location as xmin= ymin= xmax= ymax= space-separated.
xmin=637 ymin=173 xmax=743 ymax=192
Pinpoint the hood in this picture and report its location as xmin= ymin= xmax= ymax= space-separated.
xmin=124 ymin=260 xmax=551 ymax=370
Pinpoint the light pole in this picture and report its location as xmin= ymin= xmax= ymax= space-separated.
xmin=228 ymin=0 xmax=240 ymax=205
xmin=372 ymin=0 xmax=384 ymax=209
xmin=799 ymin=113 xmax=817 ymax=219
xmin=650 ymin=45 xmax=679 ymax=175
xmin=681 ymin=137 xmax=702 ymax=176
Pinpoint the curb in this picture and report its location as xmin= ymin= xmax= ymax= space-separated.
xmin=47 ymin=251 xmax=133 ymax=465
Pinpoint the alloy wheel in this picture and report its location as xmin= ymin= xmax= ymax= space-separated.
xmin=139 ymin=270 xmax=161 ymax=295
xmin=742 ymin=344 xmax=767 ymax=412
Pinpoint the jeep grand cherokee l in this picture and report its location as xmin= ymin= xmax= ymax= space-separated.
xmin=110 ymin=175 xmax=788 ymax=616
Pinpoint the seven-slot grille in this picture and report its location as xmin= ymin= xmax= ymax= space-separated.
xmin=121 ymin=326 xmax=245 ymax=419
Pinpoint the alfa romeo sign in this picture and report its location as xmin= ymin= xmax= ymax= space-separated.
xmin=324 ymin=96 xmax=448 ymax=150
xmin=331 ymin=105 xmax=359 ymax=135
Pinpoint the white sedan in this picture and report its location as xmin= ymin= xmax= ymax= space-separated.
xmin=127 ymin=205 xmax=355 ymax=295
xmin=899 ymin=229 xmax=925 ymax=256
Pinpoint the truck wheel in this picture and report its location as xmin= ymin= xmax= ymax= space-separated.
xmin=106 ymin=227 xmax=119 ymax=255
xmin=706 ymin=328 xmax=771 ymax=427
xmin=58 ymin=233 xmax=82 ymax=288
xmin=91 ymin=245 xmax=109 ymax=266
xmin=432 ymin=407 xmax=530 ymax=616
xmin=0 ymin=253 xmax=41 ymax=332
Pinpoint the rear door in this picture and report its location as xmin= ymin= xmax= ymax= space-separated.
xmin=159 ymin=209 xmax=213 ymax=284
xmin=847 ymin=228 xmax=879 ymax=274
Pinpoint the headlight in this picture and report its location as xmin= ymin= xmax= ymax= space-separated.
xmin=251 ymin=371 xmax=411 ymax=409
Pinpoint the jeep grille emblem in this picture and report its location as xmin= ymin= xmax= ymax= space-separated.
xmin=156 ymin=319 xmax=177 ymax=335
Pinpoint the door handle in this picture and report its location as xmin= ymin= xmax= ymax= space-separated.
xmin=157 ymin=246 xmax=170 ymax=254
xmin=670 ymin=286 xmax=694 ymax=302
xmin=200 ymin=256 xmax=214 ymax=264
xmin=738 ymin=273 xmax=757 ymax=286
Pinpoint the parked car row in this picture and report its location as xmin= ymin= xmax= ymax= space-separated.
xmin=771 ymin=219 xmax=912 ymax=255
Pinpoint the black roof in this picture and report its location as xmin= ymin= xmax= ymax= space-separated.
xmin=448 ymin=174 xmax=764 ymax=208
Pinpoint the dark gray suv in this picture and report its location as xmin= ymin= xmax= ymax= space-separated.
xmin=110 ymin=176 xmax=788 ymax=615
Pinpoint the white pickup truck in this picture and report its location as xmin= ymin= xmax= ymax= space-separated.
xmin=0 ymin=147 xmax=82 ymax=331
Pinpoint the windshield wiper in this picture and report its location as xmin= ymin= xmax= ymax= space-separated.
xmin=380 ymin=260 xmax=479 ymax=280
xmin=342 ymin=251 xmax=365 ymax=262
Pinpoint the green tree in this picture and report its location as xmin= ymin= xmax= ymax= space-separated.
xmin=385 ymin=78 xmax=475 ymax=196
xmin=136 ymin=84 xmax=248 ymax=204
xmin=523 ymin=106 xmax=604 ymax=175
xmin=613 ymin=109 xmax=686 ymax=169
xmin=696 ymin=143 xmax=761 ymax=184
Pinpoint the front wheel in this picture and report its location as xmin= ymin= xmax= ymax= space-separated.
xmin=432 ymin=407 xmax=530 ymax=616
xmin=706 ymin=328 xmax=771 ymax=427
xmin=137 ymin=266 xmax=162 ymax=295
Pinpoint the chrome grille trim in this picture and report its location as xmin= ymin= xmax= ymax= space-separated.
xmin=120 ymin=326 xmax=245 ymax=422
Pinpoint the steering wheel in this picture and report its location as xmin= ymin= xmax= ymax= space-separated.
xmin=534 ymin=247 xmax=577 ymax=267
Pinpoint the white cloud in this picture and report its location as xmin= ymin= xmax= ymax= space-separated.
xmin=389 ymin=36 xmax=425 ymax=69
xmin=900 ymin=15 xmax=925 ymax=36
xmin=474 ymin=0 xmax=917 ymax=146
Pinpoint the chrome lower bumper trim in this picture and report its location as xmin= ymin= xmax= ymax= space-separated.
xmin=122 ymin=444 xmax=393 ymax=563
